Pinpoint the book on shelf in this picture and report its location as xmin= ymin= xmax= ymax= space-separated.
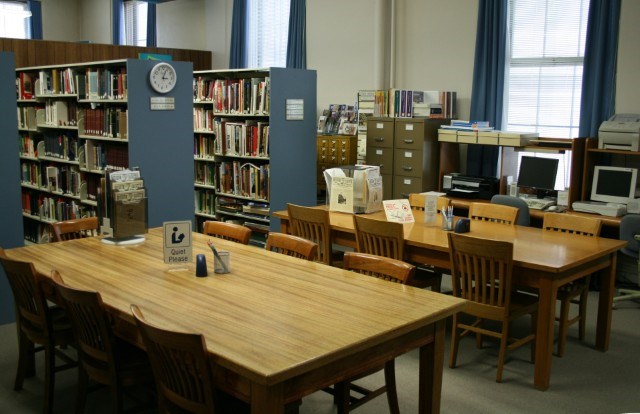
xmin=18 ymin=72 xmax=35 ymax=100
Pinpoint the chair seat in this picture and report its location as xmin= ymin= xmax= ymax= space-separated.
xmin=509 ymin=291 xmax=539 ymax=318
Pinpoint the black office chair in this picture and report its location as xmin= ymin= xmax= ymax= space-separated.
xmin=491 ymin=194 xmax=531 ymax=226
xmin=615 ymin=214 xmax=640 ymax=303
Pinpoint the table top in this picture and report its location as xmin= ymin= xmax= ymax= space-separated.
xmin=273 ymin=207 xmax=627 ymax=274
xmin=6 ymin=228 xmax=465 ymax=386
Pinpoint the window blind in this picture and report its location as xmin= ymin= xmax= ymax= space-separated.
xmin=124 ymin=0 xmax=147 ymax=47
xmin=0 ymin=1 xmax=30 ymax=39
xmin=247 ymin=0 xmax=290 ymax=68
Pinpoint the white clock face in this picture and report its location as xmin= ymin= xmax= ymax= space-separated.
xmin=149 ymin=62 xmax=177 ymax=94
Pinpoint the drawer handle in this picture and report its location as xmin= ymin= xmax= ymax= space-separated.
xmin=403 ymin=139 xmax=414 ymax=144
xmin=375 ymin=137 xmax=384 ymax=142
xmin=403 ymin=166 xmax=413 ymax=171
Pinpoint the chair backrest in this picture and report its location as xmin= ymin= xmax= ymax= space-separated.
xmin=542 ymin=213 xmax=601 ymax=237
xmin=343 ymin=252 xmax=415 ymax=284
xmin=265 ymin=232 xmax=317 ymax=261
xmin=0 ymin=248 xmax=50 ymax=341
xmin=287 ymin=204 xmax=332 ymax=264
xmin=490 ymin=195 xmax=531 ymax=226
xmin=353 ymin=215 xmax=404 ymax=260
xmin=447 ymin=233 xmax=514 ymax=317
xmin=51 ymin=216 xmax=99 ymax=242
xmin=51 ymin=271 xmax=117 ymax=384
xmin=620 ymin=214 xmax=640 ymax=258
xmin=468 ymin=202 xmax=519 ymax=226
xmin=408 ymin=193 xmax=451 ymax=212
xmin=202 ymin=221 xmax=251 ymax=245
xmin=131 ymin=305 xmax=217 ymax=414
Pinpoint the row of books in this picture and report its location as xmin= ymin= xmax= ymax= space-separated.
xmin=41 ymin=100 xmax=78 ymax=127
xmin=44 ymin=165 xmax=82 ymax=196
xmin=221 ymin=120 xmax=269 ymax=157
xmin=195 ymin=188 xmax=216 ymax=215
xmin=194 ymin=162 xmax=216 ymax=187
xmin=19 ymin=133 xmax=37 ymax=157
xmin=194 ymin=77 xmax=270 ymax=115
xmin=42 ymin=133 xmax=77 ymax=161
xmin=37 ymin=68 xmax=78 ymax=96
xmin=317 ymin=104 xmax=357 ymax=135
xmin=17 ymin=106 xmax=38 ymax=129
xmin=193 ymin=107 xmax=215 ymax=131
xmin=81 ymin=107 xmax=128 ymax=138
xmin=83 ymin=142 xmax=129 ymax=171
xmin=358 ymin=89 xmax=457 ymax=119
xmin=194 ymin=134 xmax=216 ymax=159
xmin=21 ymin=190 xmax=85 ymax=222
xmin=215 ymin=197 xmax=269 ymax=220
xmin=218 ymin=161 xmax=270 ymax=201
xmin=78 ymin=68 xmax=128 ymax=101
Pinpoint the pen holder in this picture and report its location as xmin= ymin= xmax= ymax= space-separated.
xmin=214 ymin=251 xmax=230 ymax=274
xmin=442 ymin=215 xmax=453 ymax=231
xmin=195 ymin=254 xmax=208 ymax=277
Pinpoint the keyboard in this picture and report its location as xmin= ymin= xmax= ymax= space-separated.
xmin=521 ymin=198 xmax=556 ymax=210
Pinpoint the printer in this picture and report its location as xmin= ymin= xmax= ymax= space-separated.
xmin=444 ymin=175 xmax=500 ymax=200
xmin=598 ymin=114 xmax=640 ymax=151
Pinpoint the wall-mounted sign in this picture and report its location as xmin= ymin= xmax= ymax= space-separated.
xmin=286 ymin=99 xmax=304 ymax=120
xmin=151 ymin=96 xmax=175 ymax=111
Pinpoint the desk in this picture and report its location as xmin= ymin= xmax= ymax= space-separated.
xmin=6 ymin=228 xmax=465 ymax=414
xmin=274 ymin=207 xmax=626 ymax=390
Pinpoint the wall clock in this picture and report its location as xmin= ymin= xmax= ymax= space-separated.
xmin=149 ymin=62 xmax=177 ymax=94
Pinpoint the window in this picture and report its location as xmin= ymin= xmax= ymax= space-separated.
xmin=0 ymin=1 xmax=30 ymax=39
xmin=505 ymin=0 xmax=590 ymax=190
xmin=124 ymin=0 xmax=147 ymax=47
xmin=246 ymin=0 xmax=290 ymax=68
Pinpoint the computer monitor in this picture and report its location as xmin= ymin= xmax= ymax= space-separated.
xmin=590 ymin=166 xmax=638 ymax=205
xmin=517 ymin=156 xmax=559 ymax=198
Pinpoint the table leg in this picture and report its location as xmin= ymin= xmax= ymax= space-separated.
xmin=534 ymin=277 xmax=557 ymax=391
xmin=251 ymin=382 xmax=284 ymax=414
xmin=596 ymin=253 xmax=616 ymax=351
xmin=419 ymin=319 xmax=445 ymax=414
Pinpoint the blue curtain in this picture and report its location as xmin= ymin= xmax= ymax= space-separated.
xmin=229 ymin=0 xmax=247 ymax=69
xmin=27 ymin=0 xmax=42 ymax=40
xmin=579 ymin=0 xmax=621 ymax=137
xmin=466 ymin=0 xmax=507 ymax=178
xmin=286 ymin=0 xmax=306 ymax=69
xmin=147 ymin=2 xmax=157 ymax=47
xmin=112 ymin=0 xmax=124 ymax=45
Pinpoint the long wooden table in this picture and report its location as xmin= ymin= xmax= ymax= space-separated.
xmin=6 ymin=228 xmax=465 ymax=414
xmin=274 ymin=207 xmax=627 ymax=391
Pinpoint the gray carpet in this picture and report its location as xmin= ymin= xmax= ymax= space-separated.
xmin=0 ymin=291 xmax=638 ymax=414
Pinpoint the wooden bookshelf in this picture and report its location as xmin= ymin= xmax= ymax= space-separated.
xmin=192 ymin=68 xmax=317 ymax=238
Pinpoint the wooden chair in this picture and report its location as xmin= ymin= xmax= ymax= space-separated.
xmin=408 ymin=193 xmax=450 ymax=212
xmin=0 ymin=248 xmax=77 ymax=414
xmin=130 ymin=304 xmax=220 ymax=414
xmin=51 ymin=216 xmax=99 ymax=242
xmin=51 ymin=271 xmax=153 ymax=414
xmin=327 ymin=252 xmax=415 ymax=414
xmin=265 ymin=232 xmax=318 ymax=261
xmin=286 ymin=204 xmax=335 ymax=265
xmin=447 ymin=233 xmax=538 ymax=382
xmin=202 ymin=220 xmax=251 ymax=245
xmin=542 ymin=212 xmax=601 ymax=357
xmin=354 ymin=215 xmax=441 ymax=291
xmin=468 ymin=202 xmax=519 ymax=226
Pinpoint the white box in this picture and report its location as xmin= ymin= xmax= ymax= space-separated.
xmin=438 ymin=129 xmax=458 ymax=142
xmin=478 ymin=131 xmax=499 ymax=145
xmin=457 ymin=130 xmax=478 ymax=144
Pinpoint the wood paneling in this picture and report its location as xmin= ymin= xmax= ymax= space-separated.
xmin=0 ymin=38 xmax=212 ymax=70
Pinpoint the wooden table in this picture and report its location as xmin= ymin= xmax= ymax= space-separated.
xmin=6 ymin=228 xmax=465 ymax=414
xmin=274 ymin=207 xmax=627 ymax=391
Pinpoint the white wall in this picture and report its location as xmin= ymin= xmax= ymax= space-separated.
xmin=39 ymin=0 xmax=640 ymax=117
xmin=616 ymin=0 xmax=640 ymax=113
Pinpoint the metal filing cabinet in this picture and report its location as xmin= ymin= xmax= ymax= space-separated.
xmin=367 ymin=117 xmax=446 ymax=199
xmin=366 ymin=117 xmax=395 ymax=199
xmin=317 ymin=135 xmax=358 ymax=188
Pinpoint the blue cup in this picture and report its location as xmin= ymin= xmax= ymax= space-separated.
xmin=195 ymin=254 xmax=208 ymax=277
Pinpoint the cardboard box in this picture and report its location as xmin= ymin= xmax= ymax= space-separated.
xmin=457 ymin=130 xmax=478 ymax=144
xmin=498 ymin=131 xmax=539 ymax=147
xmin=478 ymin=131 xmax=500 ymax=145
xmin=438 ymin=129 xmax=457 ymax=142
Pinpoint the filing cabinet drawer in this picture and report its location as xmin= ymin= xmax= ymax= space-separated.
xmin=394 ymin=149 xmax=423 ymax=177
xmin=395 ymin=119 xmax=425 ymax=150
xmin=393 ymin=176 xmax=424 ymax=199
xmin=367 ymin=118 xmax=394 ymax=148
xmin=366 ymin=147 xmax=394 ymax=175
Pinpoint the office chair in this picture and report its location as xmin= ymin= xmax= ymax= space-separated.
xmin=615 ymin=214 xmax=640 ymax=303
xmin=490 ymin=194 xmax=531 ymax=226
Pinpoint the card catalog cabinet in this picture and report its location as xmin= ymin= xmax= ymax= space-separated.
xmin=317 ymin=135 xmax=358 ymax=187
